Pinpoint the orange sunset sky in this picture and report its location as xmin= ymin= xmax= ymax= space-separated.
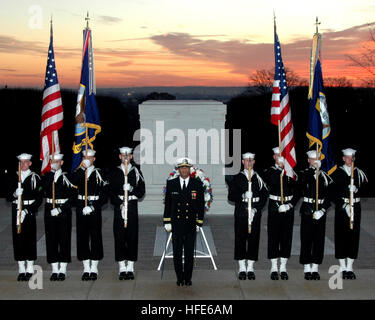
xmin=1 ymin=0 xmax=374 ymax=88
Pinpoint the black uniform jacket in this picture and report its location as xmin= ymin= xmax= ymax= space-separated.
xmin=299 ymin=167 xmax=333 ymax=215
xmin=70 ymin=167 xmax=108 ymax=209
xmin=107 ymin=164 xmax=146 ymax=207
xmin=228 ymin=170 xmax=268 ymax=218
xmin=331 ymin=166 xmax=368 ymax=209
xmin=7 ymin=170 xmax=43 ymax=214
xmin=163 ymin=177 xmax=205 ymax=234
xmin=41 ymin=170 xmax=77 ymax=212
xmin=263 ymin=165 xmax=300 ymax=211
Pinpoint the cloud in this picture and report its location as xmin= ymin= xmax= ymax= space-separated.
xmin=150 ymin=22 xmax=375 ymax=79
xmin=0 ymin=68 xmax=16 ymax=72
xmin=96 ymin=15 xmax=122 ymax=25
xmin=107 ymin=60 xmax=133 ymax=67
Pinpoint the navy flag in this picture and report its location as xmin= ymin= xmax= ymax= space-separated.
xmin=307 ymin=32 xmax=336 ymax=175
xmin=71 ymin=21 xmax=101 ymax=172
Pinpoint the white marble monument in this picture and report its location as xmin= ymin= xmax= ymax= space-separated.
xmin=136 ymin=100 xmax=234 ymax=215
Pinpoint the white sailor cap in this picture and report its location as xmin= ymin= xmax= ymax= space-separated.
xmin=272 ymin=147 xmax=280 ymax=154
xmin=176 ymin=157 xmax=193 ymax=168
xmin=342 ymin=148 xmax=356 ymax=156
xmin=242 ymin=152 xmax=255 ymax=160
xmin=119 ymin=147 xmax=133 ymax=155
xmin=82 ymin=149 xmax=96 ymax=157
xmin=50 ymin=153 xmax=64 ymax=160
xmin=17 ymin=153 xmax=32 ymax=161
xmin=306 ymin=150 xmax=319 ymax=159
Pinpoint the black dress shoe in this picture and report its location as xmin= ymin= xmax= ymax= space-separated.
xmin=342 ymin=271 xmax=348 ymax=279
xmin=185 ymin=280 xmax=192 ymax=286
xmin=17 ymin=273 xmax=26 ymax=282
xmin=176 ymin=280 xmax=184 ymax=286
xmin=89 ymin=272 xmax=98 ymax=281
xmin=50 ymin=273 xmax=58 ymax=281
xmin=270 ymin=271 xmax=279 ymax=280
xmin=347 ymin=271 xmax=356 ymax=280
xmin=25 ymin=273 xmax=33 ymax=281
xmin=126 ymin=272 xmax=135 ymax=280
xmin=81 ymin=272 xmax=90 ymax=281
xmin=119 ymin=272 xmax=127 ymax=280
xmin=58 ymin=273 xmax=66 ymax=281
xmin=304 ymin=272 xmax=313 ymax=280
xmin=247 ymin=272 xmax=256 ymax=280
xmin=238 ymin=271 xmax=247 ymax=280
xmin=312 ymin=272 xmax=320 ymax=280
xmin=280 ymin=272 xmax=289 ymax=280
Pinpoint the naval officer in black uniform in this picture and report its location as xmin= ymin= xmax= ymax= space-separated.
xmin=228 ymin=152 xmax=268 ymax=280
xmin=41 ymin=153 xmax=76 ymax=281
xmin=299 ymin=150 xmax=333 ymax=280
xmin=108 ymin=146 xmax=145 ymax=280
xmin=71 ymin=149 xmax=107 ymax=281
xmin=331 ymin=148 xmax=368 ymax=280
xmin=7 ymin=153 xmax=43 ymax=281
xmin=163 ymin=158 xmax=205 ymax=286
xmin=264 ymin=147 xmax=299 ymax=280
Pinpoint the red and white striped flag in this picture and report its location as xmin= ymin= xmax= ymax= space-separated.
xmin=40 ymin=21 xmax=63 ymax=175
xmin=271 ymin=22 xmax=296 ymax=178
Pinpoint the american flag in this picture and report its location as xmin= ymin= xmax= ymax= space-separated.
xmin=40 ymin=21 xmax=63 ymax=175
xmin=270 ymin=22 xmax=296 ymax=178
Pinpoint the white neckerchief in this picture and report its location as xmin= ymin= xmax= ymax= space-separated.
xmin=120 ymin=162 xmax=132 ymax=175
xmin=342 ymin=165 xmax=351 ymax=176
xmin=179 ymin=176 xmax=190 ymax=189
xmin=53 ymin=168 xmax=63 ymax=183
xmin=86 ymin=165 xmax=95 ymax=179
xmin=20 ymin=169 xmax=31 ymax=183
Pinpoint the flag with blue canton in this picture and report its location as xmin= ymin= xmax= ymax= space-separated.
xmin=71 ymin=24 xmax=101 ymax=172
xmin=307 ymin=32 xmax=336 ymax=175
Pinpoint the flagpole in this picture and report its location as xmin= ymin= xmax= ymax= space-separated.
xmin=84 ymin=12 xmax=90 ymax=208
xmin=52 ymin=134 xmax=56 ymax=209
xmin=315 ymin=143 xmax=319 ymax=212
xmin=17 ymin=162 xmax=22 ymax=234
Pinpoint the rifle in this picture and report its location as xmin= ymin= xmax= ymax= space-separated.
xmin=17 ymin=162 xmax=22 ymax=234
xmin=123 ymin=154 xmax=129 ymax=228
xmin=349 ymin=160 xmax=355 ymax=230
xmin=248 ymin=165 xmax=253 ymax=234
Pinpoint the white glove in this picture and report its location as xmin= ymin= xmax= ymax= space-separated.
xmin=123 ymin=183 xmax=133 ymax=192
xmin=15 ymin=187 xmax=23 ymax=197
xmin=244 ymin=191 xmax=253 ymax=199
xmin=16 ymin=209 xmax=27 ymax=226
xmin=120 ymin=204 xmax=127 ymax=220
xmin=82 ymin=159 xmax=91 ymax=168
xmin=348 ymin=185 xmax=358 ymax=193
xmin=196 ymin=225 xmax=201 ymax=232
xmin=278 ymin=204 xmax=292 ymax=213
xmin=82 ymin=206 xmax=94 ymax=215
xmin=278 ymin=157 xmax=285 ymax=165
xmin=164 ymin=223 xmax=172 ymax=232
xmin=50 ymin=208 xmax=61 ymax=216
xmin=343 ymin=204 xmax=351 ymax=217
xmin=313 ymin=209 xmax=325 ymax=220
xmin=314 ymin=160 xmax=321 ymax=169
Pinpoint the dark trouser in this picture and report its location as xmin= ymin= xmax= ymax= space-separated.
xmin=12 ymin=206 xmax=37 ymax=261
xmin=172 ymin=231 xmax=196 ymax=282
xmin=76 ymin=207 xmax=103 ymax=261
xmin=113 ymin=204 xmax=138 ymax=262
xmin=267 ymin=208 xmax=294 ymax=259
xmin=234 ymin=212 xmax=262 ymax=261
xmin=44 ymin=207 xmax=72 ymax=264
xmin=334 ymin=204 xmax=361 ymax=259
xmin=299 ymin=213 xmax=326 ymax=265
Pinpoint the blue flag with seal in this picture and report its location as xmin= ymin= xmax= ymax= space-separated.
xmin=71 ymin=23 xmax=101 ymax=172
xmin=307 ymin=32 xmax=336 ymax=175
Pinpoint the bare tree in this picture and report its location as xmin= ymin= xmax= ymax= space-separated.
xmin=248 ymin=67 xmax=307 ymax=94
xmin=346 ymin=26 xmax=375 ymax=87
xmin=324 ymin=77 xmax=353 ymax=87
